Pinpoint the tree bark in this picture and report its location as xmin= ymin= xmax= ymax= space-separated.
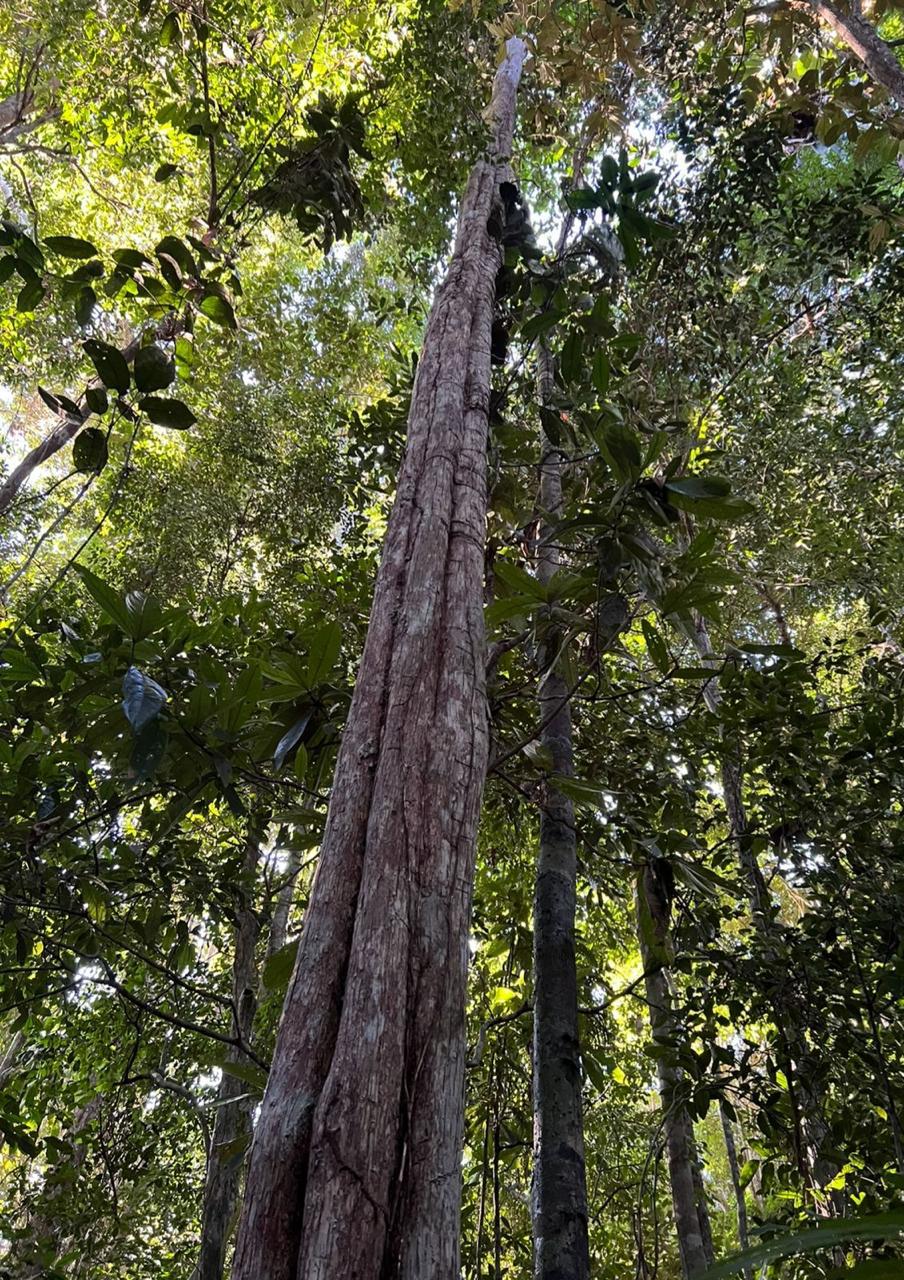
xmin=636 ymin=862 xmax=713 ymax=1280
xmin=719 ymin=1097 xmax=753 ymax=1280
xmin=231 ymin=37 xmax=526 ymax=1280
xmin=195 ymin=836 xmax=263 ymax=1280
xmin=803 ymin=0 xmax=904 ymax=107
xmin=531 ymin=341 xmax=590 ymax=1280
xmin=0 ymin=84 xmax=59 ymax=144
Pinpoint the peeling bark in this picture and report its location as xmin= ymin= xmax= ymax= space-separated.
xmin=231 ymin=38 xmax=526 ymax=1280
xmin=531 ymin=342 xmax=590 ymax=1280
xmin=636 ymin=863 xmax=712 ymax=1280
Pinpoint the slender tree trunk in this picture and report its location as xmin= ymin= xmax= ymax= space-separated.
xmin=231 ymin=38 xmax=527 ymax=1280
xmin=0 ymin=1027 xmax=24 ymax=1087
xmin=804 ymin=0 xmax=904 ymax=107
xmin=719 ymin=1096 xmax=752 ymax=1280
xmin=265 ymin=845 xmax=301 ymax=961
xmin=691 ymin=614 xmax=837 ymax=1198
xmin=195 ymin=836 xmax=263 ymax=1280
xmin=531 ymin=339 xmax=590 ymax=1279
xmin=636 ymin=862 xmax=713 ymax=1280
xmin=0 ymin=315 xmax=182 ymax=521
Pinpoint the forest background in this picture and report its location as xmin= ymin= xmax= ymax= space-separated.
xmin=1 ymin=0 xmax=904 ymax=1277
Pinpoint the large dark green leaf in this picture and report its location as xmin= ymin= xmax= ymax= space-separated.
xmin=198 ymin=291 xmax=238 ymax=329
xmin=75 ymin=564 xmax=133 ymax=632
xmin=133 ymin=344 xmax=175 ymax=393
xmin=703 ymin=1213 xmax=904 ymax=1279
xmin=306 ymin=621 xmax=342 ymax=686
xmin=72 ymin=427 xmax=108 ymax=473
xmin=139 ymin=396 xmax=196 ymax=429
xmin=83 ymin=339 xmax=130 ymax=394
xmin=595 ymin=419 xmax=642 ymax=484
xmin=44 ymin=235 xmax=100 ymax=260
xmin=121 ymin=666 xmax=168 ymax=732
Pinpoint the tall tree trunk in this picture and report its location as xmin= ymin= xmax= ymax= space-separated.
xmin=636 ymin=861 xmax=713 ymax=1280
xmin=195 ymin=835 xmax=263 ymax=1280
xmin=231 ymin=37 xmax=526 ymax=1280
xmin=691 ymin=614 xmax=837 ymax=1197
xmin=719 ymin=1095 xmax=752 ymax=1280
xmin=804 ymin=0 xmax=904 ymax=107
xmin=531 ymin=340 xmax=590 ymax=1280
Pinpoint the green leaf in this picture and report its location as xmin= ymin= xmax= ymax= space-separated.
xmin=739 ymin=642 xmax=804 ymax=659
xmin=131 ymin=719 xmax=168 ymax=781
xmin=485 ymin=595 xmax=541 ymax=626
xmin=0 ymin=254 xmax=16 ymax=285
xmin=664 ymin=476 xmax=754 ymax=521
xmin=72 ymin=427 xmax=108 ymax=474
xmin=125 ymin=590 xmax=165 ymax=641
xmin=85 ymin=386 xmax=108 ymax=415
xmin=595 ymin=420 xmax=642 ymax=483
xmin=592 ymin=350 xmax=610 ymax=396
xmin=160 ymin=10 xmax=181 ymax=45
xmin=122 ymin=666 xmax=168 ymax=731
xmin=154 ymin=163 xmax=180 ymax=182
xmin=560 ymin=330 xmax=584 ymax=385
xmin=493 ymin=557 xmax=545 ymax=601
xmin=140 ymin=396 xmax=196 ymax=429
xmin=702 ymin=1214 xmax=904 ymax=1279
xmin=17 ymin=278 xmax=45 ymax=312
xmin=0 ymin=650 xmax=42 ymax=683
xmin=548 ymin=774 xmax=612 ymax=808
xmin=216 ymin=1059 xmax=268 ymax=1094
xmin=665 ymin=475 xmax=732 ymax=501
xmin=641 ymin=618 xmax=670 ymax=675
xmin=44 ymin=235 xmax=100 ymax=260
xmin=83 ymin=339 xmax=130 ymax=394
xmin=520 ymin=310 xmax=561 ymax=342
xmin=307 ymin=621 xmax=342 ymax=686
xmin=274 ymin=712 xmax=311 ymax=772
xmin=155 ymin=235 xmax=197 ymax=278
xmin=564 ymin=186 xmax=600 ymax=212
xmin=133 ymin=344 xmax=175 ymax=393
xmin=75 ymin=285 xmax=97 ymax=327
xmin=199 ymin=291 xmax=238 ymax=329
xmin=262 ymin=940 xmax=299 ymax=994
xmin=75 ymin=564 xmax=133 ymax=631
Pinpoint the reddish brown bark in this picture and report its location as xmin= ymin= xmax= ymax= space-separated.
xmin=231 ymin=37 xmax=526 ymax=1280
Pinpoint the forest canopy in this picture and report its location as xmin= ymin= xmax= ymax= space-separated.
xmin=1 ymin=0 xmax=904 ymax=1277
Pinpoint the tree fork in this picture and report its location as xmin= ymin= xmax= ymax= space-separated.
xmin=231 ymin=36 xmax=527 ymax=1280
